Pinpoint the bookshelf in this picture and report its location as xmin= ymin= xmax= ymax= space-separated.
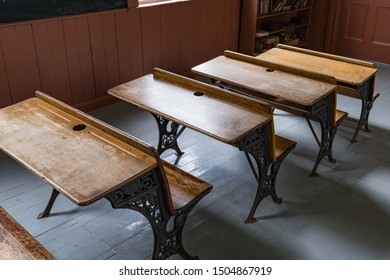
xmin=239 ymin=0 xmax=313 ymax=56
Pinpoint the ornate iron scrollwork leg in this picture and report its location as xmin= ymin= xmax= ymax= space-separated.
xmin=310 ymin=95 xmax=335 ymax=177
xmin=105 ymin=170 xmax=197 ymax=260
xmin=238 ymin=127 xmax=282 ymax=224
xmin=152 ymin=114 xmax=185 ymax=156
xmin=351 ymin=80 xmax=374 ymax=143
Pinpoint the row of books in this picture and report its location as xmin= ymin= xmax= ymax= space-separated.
xmin=258 ymin=0 xmax=308 ymax=15
xmin=255 ymin=32 xmax=300 ymax=52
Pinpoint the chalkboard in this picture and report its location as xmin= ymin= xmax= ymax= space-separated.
xmin=0 ymin=0 xmax=127 ymax=24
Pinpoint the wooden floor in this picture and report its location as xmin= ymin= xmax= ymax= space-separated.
xmin=1 ymin=63 xmax=390 ymax=260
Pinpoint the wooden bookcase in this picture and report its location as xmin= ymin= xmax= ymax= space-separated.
xmin=239 ymin=0 xmax=313 ymax=55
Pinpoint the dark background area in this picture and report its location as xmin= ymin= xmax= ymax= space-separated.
xmin=0 ymin=0 xmax=126 ymax=23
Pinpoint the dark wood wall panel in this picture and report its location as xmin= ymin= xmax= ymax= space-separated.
xmin=345 ymin=3 xmax=368 ymax=41
xmin=141 ymin=6 xmax=163 ymax=74
xmin=62 ymin=17 xmax=96 ymax=105
xmin=203 ymin=0 xmax=221 ymax=61
xmin=0 ymin=0 xmax=241 ymax=110
xmin=32 ymin=21 xmax=72 ymax=103
xmin=115 ymin=9 xmax=144 ymax=83
xmin=88 ymin=13 xmax=121 ymax=98
xmin=181 ymin=0 xmax=205 ymax=72
xmin=0 ymin=25 xmax=41 ymax=103
xmin=0 ymin=44 xmax=12 ymax=108
xmin=226 ymin=0 xmax=241 ymax=52
xmin=160 ymin=2 xmax=182 ymax=73
xmin=372 ymin=6 xmax=390 ymax=46
xmin=328 ymin=0 xmax=390 ymax=64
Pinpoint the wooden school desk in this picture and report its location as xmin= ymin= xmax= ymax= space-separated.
xmin=192 ymin=50 xmax=344 ymax=177
xmin=258 ymin=44 xmax=379 ymax=143
xmin=0 ymin=91 xmax=212 ymax=259
xmin=0 ymin=207 xmax=55 ymax=260
xmin=108 ymin=68 xmax=296 ymax=223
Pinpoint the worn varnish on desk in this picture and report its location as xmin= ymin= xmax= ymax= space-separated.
xmin=108 ymin=68 xmax=297 ymax=223
xmin=109 ymin=68 xmax=273 ymax=145
xmin=258 ymin=45 xmax=377 ymax=86
xmin=192 ymin=50 xmax=337 ymax=121
xmin=0 ymin=97 xmax=157 ymax=206
xmin=257 ymin=44 xmax=379 ymax=144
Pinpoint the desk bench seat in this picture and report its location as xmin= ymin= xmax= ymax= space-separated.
xmin=275 ymin=135 xmax=297 ymax=160
xmin=336 ymin=109 xmax=349 ymax=125
xmin=163 ymin=161 xmax=212 ymax=210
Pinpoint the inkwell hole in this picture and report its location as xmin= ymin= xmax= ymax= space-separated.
xmin=72 ymin=124 xmax=86 ymax=131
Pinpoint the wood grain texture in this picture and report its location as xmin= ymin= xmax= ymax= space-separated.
xmin=0 ymin=97 xmax=157 ymax=205
xmin=192 ymin=52 xmax=337 ymax=106
xmin=163 ymin=161 xmax=212 ymax=210
xmin=108 ymin=68 xmax=272 ymax=145
xmin=0 ymin=207 xmax=55 ymax=260
xmin=259 ymin=45 xmax=377 ymax=85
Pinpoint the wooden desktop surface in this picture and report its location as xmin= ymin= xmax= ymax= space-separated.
xmin=108 ymin=68 xmax=272 ymax=145
xmin=258 ymin=46 xmax=377 ymax=86
xmin=0 ymin=97 xmax=157 ymax=206
xmin=192 ymin=54 xmax=336 ymax=107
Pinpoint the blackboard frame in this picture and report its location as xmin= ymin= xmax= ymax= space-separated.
xmin=0 ymin=0 xmax=128 ymax=24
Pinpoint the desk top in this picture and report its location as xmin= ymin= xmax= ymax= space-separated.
xmin=258 ymin=45 xmax=377 ymax=86
xmin=0 ymin=207 xmax=55 ymax=260
xmin=108 ymin=68 xmax=272 ymax=145
xmin=192 ymin=51 xmax=337 ymax=107
xmin=0 ymin=95 xmax=157 ymax=206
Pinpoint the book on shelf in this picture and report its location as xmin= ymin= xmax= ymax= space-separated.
xmin=256 ymin=29 xmax=270 ymax=38
xmin=259 ymin=0 xmax=271 ymax=15
xmin=293 ymin=0 xmax=308 ymax=9
xmin=258 ymin=35 xmax=280 ymax=44
xmin=266 ymin=0 xmax=308 ymax=13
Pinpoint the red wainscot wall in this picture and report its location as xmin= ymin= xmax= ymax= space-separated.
xmin=0 ymin=0 xmax=241 ymax=110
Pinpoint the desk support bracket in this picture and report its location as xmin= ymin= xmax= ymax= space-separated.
xmin=238 ymin=126 xmax=283 ymax=224
xmin=310 ymin=95 xmax=338 ymax=176
xmin=351 ymin=79 xmax=374 ymax=143
xmin=152 ymin=114 xmax=185 ymax=156
xmin=105 ymin=170 xmax=197 ymax=260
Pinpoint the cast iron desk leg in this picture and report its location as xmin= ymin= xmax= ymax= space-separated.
xmin=238 ymin=126 xmax=282 ymax=224
xmin=152 ymin=114 xmax=185 ymax=156
xmin=105 ymin=170 xmax=199 ymax=260
xmin=310 ymin=95 xmax=336 ymax=177
xmin=351 ymin=80 xmax=375 ymax=143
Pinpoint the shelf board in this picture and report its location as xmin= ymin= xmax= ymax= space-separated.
xmin=257 ymin=6 xmax=311 ymax=20
xmin=258 ymin=23 xmax=309 ymax=36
